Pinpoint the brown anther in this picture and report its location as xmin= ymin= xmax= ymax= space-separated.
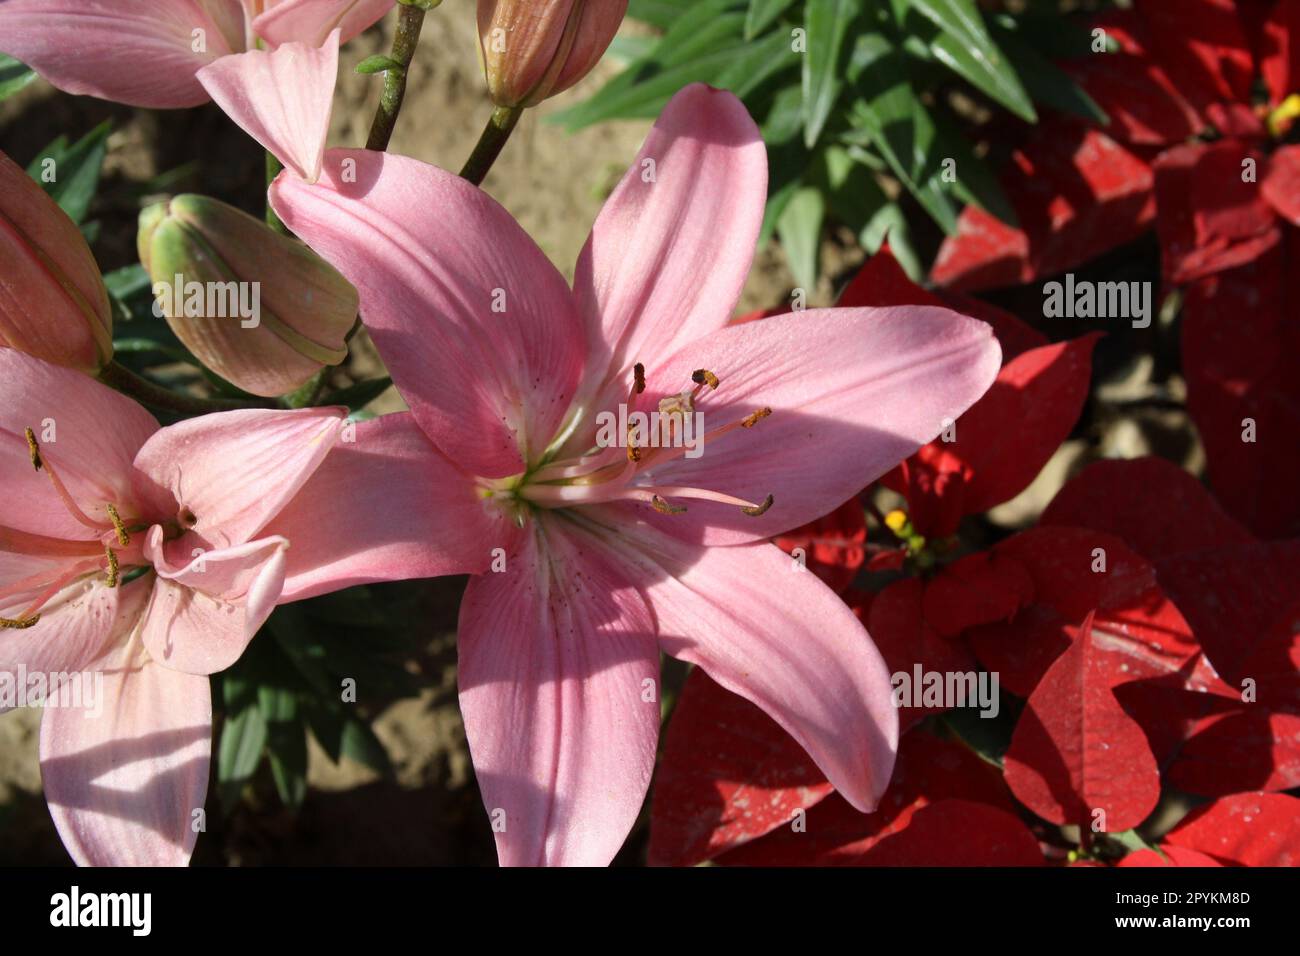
xmin=691 ymin=369 xmax=720 ymax=390
xmin=741 ymin=407 xmax=772 ymax=428
xmin=651 ymin=495 xmax=687 ymax=515
xmin=24 ymin=427 xmax=41 ymax=471
xmin=741 ymin=494 xmax=774 ymax=517
xmin=633 ymin=363 xmax=646 ymax=394
xmin=106 ymin=503 xmax=130 ymax=547
xmin=0 ymin=615 xmax=40 ymax=630
xmin=105 ymin=546 xmax=119 ymax=588
xmin=626 ymin=443 xmax=641 ymax=463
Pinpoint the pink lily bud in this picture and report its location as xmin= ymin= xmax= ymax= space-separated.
xmin=477 ymin=0 xmax=628 ymax=108
xmin=0 ymin=149 xmax=113 ymax=372
xmin=137 ymin=195 xmax=357 ymax=398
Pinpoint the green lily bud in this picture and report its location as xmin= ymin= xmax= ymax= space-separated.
xmin=0 ymin=149 xmax=113 ymax=372
xmin=477 ymin=0 xmax=628 ymax=108
xmin=138 ymin=195 xmax=356 ymax=398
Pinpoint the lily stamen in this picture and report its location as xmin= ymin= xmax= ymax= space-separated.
xmin=21 ymin=427 xmax=107 ymax=532
xmin=106 ymin=504 xmax=130 ymax=547
xmin=105 ymin=545 xmax=120 ymax=587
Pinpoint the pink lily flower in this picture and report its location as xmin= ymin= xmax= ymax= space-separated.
xmin=0 ymin=0 xmax=394 ymax=182
xmin=272 ymin=84 xmax=1002 ymax=866
xmin=0 ymin=348 xmax=485 ymax=865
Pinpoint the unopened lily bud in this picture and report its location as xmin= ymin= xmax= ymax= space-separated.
xmin=138 ymin=195 xmax=357 ymax=398
xmin=477 ymin=0 xmax=628 ymax=108
xmin=0 ymin=149 xmax=113 ymax=372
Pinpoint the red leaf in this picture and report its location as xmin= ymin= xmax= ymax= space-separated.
xmin=1041 ymin=456 xmax=1254 ymax=562
xmin=1155 ymin=539 xmax=1300 ymax=689
xmin=1003 ymin=611 xmax=1162 ymax=831
xmin=1260 ymin=0 xmax=1300 ymax=106
xmin=1263 ymin=146 xmax=1300 ymax=226
xmin=922 ymin=550 xmax=1035 ymax=639
xmin=853 ymin=800 xmax=1043 ymax=866
xmin=1134 ymin=0 xmax=1255 ymax=114
xmin=838 ymin=244 xmax=947 ymax=310
xmin=718 ymin=730 xmax=1018 ymax=865
xmin=932 ymin=123 xmax=1156 ymax=292
xmin=1182 ymin=242 xmax=1300 ymax=537
xmin=1153 ymin=141 xmax=1280 ymax=284
xmin=1118 ymin=846 xmax=1223 ymax=867
xmin=864 ymin=578 xmax=977 ymax=731
xmin=1166 ymin=708 xmax=1300 ymax=796
xmin=1164 ymin=792 xmax=1300 ymax=866
xmin=774 ymin=497 xmax=867 ymax=593
xmin=890 ymin=334 xmax=1099 ymax=538
xmin=1063 ymin=9 xmax=1204 ymax=146
xmin=647 ymin=669 xmax=832 ymax=867
xmin=967 ymin=527 xmax=1201 ymax=697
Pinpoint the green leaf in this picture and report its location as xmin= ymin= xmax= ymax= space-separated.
xmin=777 ymin=186 xmax=825 ymax=290
xmin=930 ymin=112 xmax=1018 ymax=226
xmin=217 ymin=702 xmax=268 ymax=810
xmin=355 ymin=54 xmax=401 ymax=75
xmin=103 ymin=264 xmax=150 ymax=302
xmin=25 ymin=121 xmax=112 ymax=225
xmin=846 ymin=33 xmax=958 ymax=234
xmin=745 ymin=0 xmax=797 ymax=38
xmin=859 ymin=202 xmax=923 ymax=279
xmin=906 ymin=0 xmax=1036 ymax=122
xmin=802 ymin=0 xmax=861 ymax=148
xmin=991 ymin=19 xmax=1108 ymax=125
xmin=0 ymin=54 xmax=36 ymax=101
xmin=555 ymin=3 xmax=769 ymax=129
xmin=816 ymin=146 xmax=887 ymax=232
xmin=628 ymin=0 xmax=702 ymax=30
xmin=261 ymin=684 xmax=308 ymax=810
xmin=340 ymin=718 xmax=394 ymax=776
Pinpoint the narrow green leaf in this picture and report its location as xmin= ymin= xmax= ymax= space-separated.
xmin=340 ymin=719 xmax=394 ymax=777
xmin=0 ymin=53 xmax=35 ymax=101
xmin=802 ymin=0 xmax=861 ymax=147
xmin=628 ymin=0 xmax=703 ymax=30
xmin=217 ymin=703 xmax=268 ymax=810
xmin=930 ymin=112 xmax=1018 ymax=226
xmin=907 ymin=0 xmax=1036 ymax=122
xmin=991 ymin=19 xmax=1108 ymax=125
xmin=745 ymin=0 xmax=797 ymax=38
xmin=777 ymin=186 xmax=825 ymax=290
xmin=25 ymin=121 xmax=112 ymax=225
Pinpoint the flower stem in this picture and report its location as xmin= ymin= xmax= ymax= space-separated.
xmin=459 ymin=105 xmax=524 ymax=186
xmin=98 ymin=361 xmax=278 ymax=414
xmin=366 ymin=3 xmax=429 ymax=151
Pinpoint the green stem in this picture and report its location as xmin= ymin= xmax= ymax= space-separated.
xmin=366 ymin=4 xmax=428 ymax=151
xmin=265 ymin=152 xmax=287 ymax=234
xmin=459 ymin=105 xmax=524 ymax=186
xmin=98 ymin=361 xmax=278 ymax=414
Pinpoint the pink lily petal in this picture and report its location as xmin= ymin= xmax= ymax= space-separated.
xmin=131 ymin=406 xmax=346 ymax=549
xmin=600 ymin=518 xmax=899 ymax=813
xmin=633 ymin=305 xmax=1001 ymax=544
xmin=0 ymin=571 xmax=120 ymax=712
xmin=253 ymin=0 xmax=392 ymax=46
xmin=266 ymin=413 xmax=511 ymax=602
xmin=0 ymin=0 xmax=244 ymax=108
xmin=140 ymin=529 xmax=288 ymax=675
xmin=270 ymin=150 xmax=588 ymax=478
xmin=39 ymin=580 xmax=212 ymax=866
xmin=197 ymin=29 xmax=338 ymax=183
xmin=458 ymin=519 xmax=660 ymax=867
xmin=0 ymin=350 xmax=158 ymax=540
xmin=572 ymin=83 xmax=767 ymax=407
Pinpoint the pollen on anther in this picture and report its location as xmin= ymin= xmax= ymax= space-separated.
xmin=633 ymin=363 xmax=646 ymax=394
xmin=105 ymin=546 xmax=120 ymax=588
xmin=24 ymin=427 xmax=41 ymax=471
xmin=692 ymin=369 xmax=720 ymax=390
xmin=627 ymin=443 xmax=641 ymax=463
xmin=106 ymin=504 xmax=130 ymax=547
xmin=652 ymin=495 xmax=687 ymax=515
xmin=741 ymin=494 xmax=774 ymax=517
xmin=741 ymin=407 xmax=772 ymax=428
xmin=0 ymin=614 xmax=40 ymax=630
